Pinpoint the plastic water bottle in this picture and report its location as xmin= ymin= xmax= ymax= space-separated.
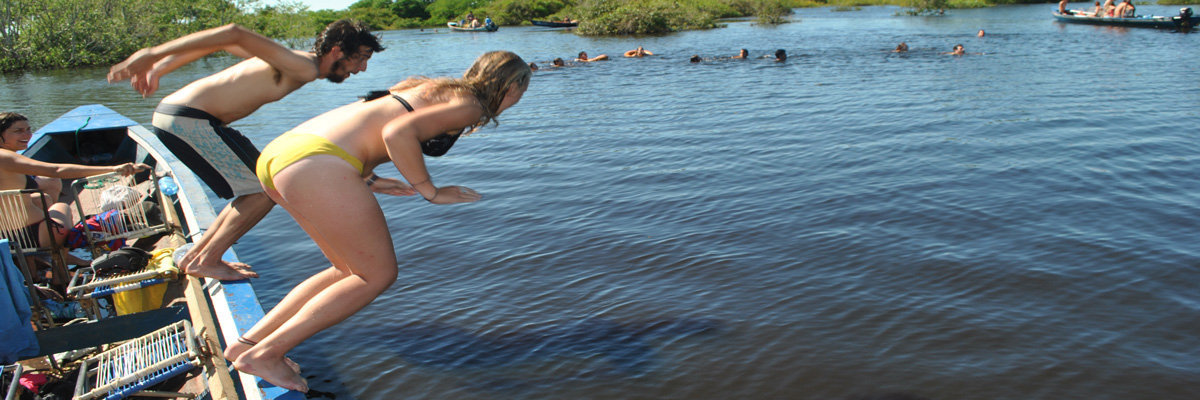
xmin=173 ymin=242 xmax=193 ymax=265
xmin=158 ymin=176 xmax=179 ymax=196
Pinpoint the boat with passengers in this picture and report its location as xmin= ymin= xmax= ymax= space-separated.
xmin=447 ymin=20 xmax=498 ymax=32
xmin=1053 ymin=7 xmax=1197 ymax=29
xmin=1 ymin=105 xmax=302 ymax=399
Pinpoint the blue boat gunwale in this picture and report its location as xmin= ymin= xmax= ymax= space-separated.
xmin=26 ymin=104 xmax=303 ymax=400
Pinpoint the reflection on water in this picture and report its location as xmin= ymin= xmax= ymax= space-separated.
xmin=3 ymin=4 xmax=1200 ymax=400
xmin=348 ymin=318 xmax=718 ymax=393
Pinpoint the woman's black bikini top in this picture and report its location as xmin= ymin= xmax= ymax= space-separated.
xmin=361 ymin=90 xmax=459 ymax=157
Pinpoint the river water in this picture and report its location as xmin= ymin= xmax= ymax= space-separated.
xmin=4 ymin=4 xmax=1200 ymax=399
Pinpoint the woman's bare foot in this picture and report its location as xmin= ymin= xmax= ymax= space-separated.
xmin=233 ymin=352 xmax=308 ymax=392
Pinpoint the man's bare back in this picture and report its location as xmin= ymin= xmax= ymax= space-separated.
xmin=164 ymin=54 xmax=317 ymax=123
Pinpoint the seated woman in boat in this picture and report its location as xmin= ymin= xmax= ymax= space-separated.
xmin=222 ymin=51 xmax=531 ymax=393
xmin=624 ymin=46 xmax=654 ymax=57
xmin=576 ymin=51 xmax=609 ymax=62
xmin=1102 ymin=0 xmax=1116 ymax=17
xmin=0 ymin=112 xmax=148 ymax=266
xmin=1088 ymin=1 xmax=1102 ymax=16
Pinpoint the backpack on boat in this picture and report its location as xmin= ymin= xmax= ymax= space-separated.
xmin=90 ymin=247 xmax=152 ymax=277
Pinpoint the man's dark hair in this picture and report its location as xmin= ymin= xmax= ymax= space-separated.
xmin=0 ymin=112 xmax=28 ymax=133
xmin=314 ymin=19 xmax=384 ymax=58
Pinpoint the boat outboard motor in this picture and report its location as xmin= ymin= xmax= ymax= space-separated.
xmin=1176 ymin=7 xmax=1194 ymax=31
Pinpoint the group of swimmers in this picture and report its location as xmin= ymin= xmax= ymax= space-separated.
xmin=527 ymin=46 xmax=790 ymax=70
xmin=892 ymin=29 xmax=986 ymax=56
xmin=1059 ymin=0 xmax=1137 ymax=18
xmin=526 ymin=33 xmax=993 ymax=71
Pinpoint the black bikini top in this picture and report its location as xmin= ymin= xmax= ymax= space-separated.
xmin=361 ymin=90 xmax=459 ymax=157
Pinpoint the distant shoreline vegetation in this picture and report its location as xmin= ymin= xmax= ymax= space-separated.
xmin=0 ymin=0 xmax=1166 ymax=73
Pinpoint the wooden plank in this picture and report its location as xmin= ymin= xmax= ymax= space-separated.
xmin=184 ymin=275 xmax=238 ymax=400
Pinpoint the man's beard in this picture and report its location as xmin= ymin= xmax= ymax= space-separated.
xmin=325 ymin=59 xmax=350 ymax=83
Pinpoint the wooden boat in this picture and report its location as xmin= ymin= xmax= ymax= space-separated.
xmin=8 ymin=104 xmax=297 ymax=399
xmin=447 ymin=21 xmax=498 ymax=32
xmin=530 ymin=19 xmax=578 ymax=28
xmin=1053 ymin=10 xmax=1199 ymax=29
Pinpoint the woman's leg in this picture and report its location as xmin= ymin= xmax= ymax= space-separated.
xmin=230 ymin=156 xmax=397 ymax=392
xmin=33 ymin=176 xmax=61 ymax=202
xmin=35 ymin=201 xmax=88 ymax=266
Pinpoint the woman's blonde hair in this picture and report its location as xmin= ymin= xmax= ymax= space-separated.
xmin=390 ymin=51 xmax=531 ymax=134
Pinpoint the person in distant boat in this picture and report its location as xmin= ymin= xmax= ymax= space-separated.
xmin=576 ymin=51 xmax=609 ymax=62
xmin=733 ymin=48 xmax=749 ymax=59
xmin=222 ymin=51 xmax=531 ymax=394
xmin=624 ymin=46 xmax=654 ymax=57
xmin=689 ymin=55 xmax=701 ymax=63
xmin=774 ymin=49 xmax=787 ymax=62
xmin=1058 ymin=0 xmax=1072 ymax=15
xmin=1114 ymin=0 xmax=1135 ymax=17
xmin=0 ymin=112 xmax=149 ymax=270
xmin=552 ymin=57 xmax=566 ymax=67
xmin=1102 ymin=0 xmax=1116 ymax=17
xmin=945 ymin=44 xmax=965 ymax=55
xmin=1090 ymin=1 xmax=1103 ymax=16
xmin=893 ymin=42 xmax=909 ymax=52
xmin=107 ymin=20 xmax=383 ymax=281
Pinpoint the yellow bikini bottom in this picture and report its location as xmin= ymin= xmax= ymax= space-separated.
xmin=256 ymin=132 xmax=364 ymax=191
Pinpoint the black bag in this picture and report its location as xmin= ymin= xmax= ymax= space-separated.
xmin=91 ymin=247 xmax=152 ymax=276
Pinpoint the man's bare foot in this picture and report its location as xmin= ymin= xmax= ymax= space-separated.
xmin=184 ymin=260 xmax=258 ymax=280
xmin=225 ymin=340 xmax=300 ymax=373
xmin=177 ymin=244 xmax=255 ymax=277
xmin=233 ymin=352 xmax=308 ymax=392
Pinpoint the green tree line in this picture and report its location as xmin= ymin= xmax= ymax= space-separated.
xmin=1 ymin=0 xmax=316 ymax=73
xmin=1 ymin=0 xmax=1140 ymax=73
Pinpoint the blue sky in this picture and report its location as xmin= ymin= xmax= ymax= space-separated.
xmin=299 ymin=0 xmax=356 ymax=11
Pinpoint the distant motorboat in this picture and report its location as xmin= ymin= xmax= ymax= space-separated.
xmin=1053 ymin=9 xmax=1197 ymax=29
xmin=530 ymin=19 xmax=578 ymax=28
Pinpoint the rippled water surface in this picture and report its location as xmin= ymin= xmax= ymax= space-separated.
xmin=4 ymin=5 xmax=1200 ymax=399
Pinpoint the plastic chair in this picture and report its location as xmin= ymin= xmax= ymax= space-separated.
xmin=68 ymin=172 xmax=171 ymax=258
xmin=67 ymin=248 xmax=180 ymax=314
xmin=2 ymin=364 xmax=22 ymax=400
xmin=0 ymin=189 xmax=67 ymax=328
xmin=72 ymin=319 xmax=201 ymax=400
